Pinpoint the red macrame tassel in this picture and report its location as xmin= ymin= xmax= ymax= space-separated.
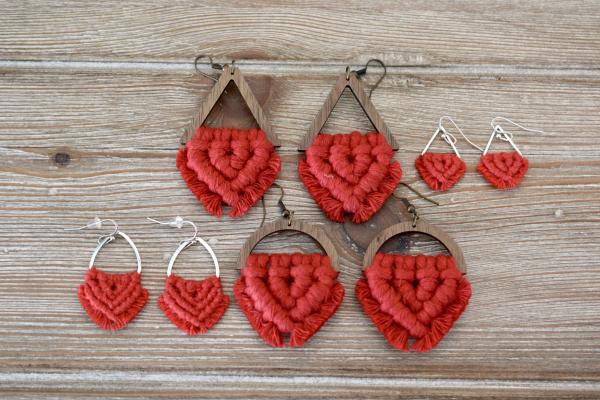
xmin=177 ymin=126 xmax=281 ymax=217
xmin=356 ymin=254 xmax=471 ymax=352
xmin=234 ymin=253 xmax=344 ymax=347
xmin=298 ymin=132 xmax=402 ymax=223
xmin=158 ymin=274 xmax=229 ymax=335
xmin=78 ymin=268 xmax=148 ymax=331
xmin=477 ymin=152 xmax=528 ymax=189
xmin=415 ymin=153 xmax=466 ymax=191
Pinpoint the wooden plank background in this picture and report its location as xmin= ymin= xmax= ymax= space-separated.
xmin=1 ymin=1 xmax=600 ymax=398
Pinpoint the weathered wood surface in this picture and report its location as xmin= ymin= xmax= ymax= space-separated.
xmin=1 ymin=1 xmax=600 ymax=398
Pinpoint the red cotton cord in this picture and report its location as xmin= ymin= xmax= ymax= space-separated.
xmin=78 ymin=267 xmax=148 ymax=331
xmin=234 ymin=253 xmax=344 ymax=347
xmin=298 ymin=132 xmax=402 ymax=223
xmin=415 ymin=153 xmax=466 ymax=191
xmin=158 ymin=274 xmax=230 ymax=335
xmin=177 ymin=126 xmax=281 ymax=217
xmin=477 ymin=151 xmax=528 ymax=189
xmin=356 ymin=254 xmax=471 ymax=352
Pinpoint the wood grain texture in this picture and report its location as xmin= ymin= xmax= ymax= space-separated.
xmin=1 ymin=2 xmax=600 ymax=398
xmin=2 ymin=1 xmax=600 ymax=68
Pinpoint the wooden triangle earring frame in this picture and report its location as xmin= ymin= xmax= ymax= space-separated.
xmin=298 ymin=66 xmax=399 ymax=151
xmin=180 ymin=61 xmax=280 ymax=146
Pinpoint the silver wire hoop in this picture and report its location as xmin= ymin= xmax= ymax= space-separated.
xmin=88 ymin=231 xmax=142 ymax=274
xmin=167 ymin=237 xmax=220 ymax=278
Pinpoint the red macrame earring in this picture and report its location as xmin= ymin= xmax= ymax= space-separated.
xmin=178 ymin=56 xmax=281 ymax=218
xmin=67 ymin=219 xmax=148 ymax=331
xmin=234 ymin=188 xmax=344 ymax=347
xmin=356 ymin=200 xmax=471 ymax=352
xmin=477 ymin=117 xmax=542 ymax=189
xmin=298 ymin=62 xmax=402 ymax=224
xmin=149 ymin=217 xmax=229 ymax=335
xmin=415 ymin=117 xmax=467 ymax=191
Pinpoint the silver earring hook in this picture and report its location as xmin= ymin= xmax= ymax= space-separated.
xmin=147 ymin=216 xmax=198 ymax=243
xmin=194 ymin=54 xmax=223 ymax=82
xmin=147 ymin=217 xmax=219 ymax=278
xmin=439 ymin=116 xmax=483 ymax=153
xmin=484 ymin=117 xmax=543 ymax=156
xmin=64 ymin=218 xmax=119 ymax=242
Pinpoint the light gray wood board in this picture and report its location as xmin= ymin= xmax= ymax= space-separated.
xmin=1 ymin=1 xmax=600 ymax=67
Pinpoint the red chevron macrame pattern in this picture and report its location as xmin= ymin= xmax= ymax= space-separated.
xmin=477 ymin=151 xmax=528 ymax=189
xmin=78 ymin=267 xmax=148 ymax=331
xmin=177 ymin=126 xmax=281 ymax=217
xmin=415 ymin=153 xmax=466 ymax=191
xmin=158 ymin=274 xmax=230 ymax=335
xmin=356 ymin=253 xmax=471 ymax=352
xmin=298 ymin=132 xmax=402 ymax=223
xmin=234 ymin=253 xmax=344 ymax=347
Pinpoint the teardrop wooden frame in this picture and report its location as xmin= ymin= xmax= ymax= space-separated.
xmin=239 ymin=218 xmax=339 ymax=270
xmin=298 ymin=70 xmax=399 ymax=151
xmin=363 ymin=219 xmax=467 ymax=273
xmin=180 ymin=64 xmax=279 ymax=146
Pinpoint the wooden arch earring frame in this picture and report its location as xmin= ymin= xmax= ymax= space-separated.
xmin=362 ymin=200 xmax=466 ymax=273
xmin=180 ymin=59 xmax=279 ymax=146
xmin=239 ymin=216 xmax=339 ymax=269
xmin=298 ymin=66 xmax=399 ymax=151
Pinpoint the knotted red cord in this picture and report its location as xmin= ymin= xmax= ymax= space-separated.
xmin=234 ymin=253 xmax=344 ymax=347
xmin=415 ymin=153 xmax=466 ymax=191
xmin=477 ymin=151 xmax=528 ymax=189
xmin=177 ymin=126 xmax=281 ymax=217
xmin=298 ymin=132 xmax=402 ymax=223
xmin=356 ymin=253 xmax=471 ymax=352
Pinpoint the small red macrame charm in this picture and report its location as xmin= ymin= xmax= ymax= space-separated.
xmin=415 ymin=153 xmax=466 ymax=191
xmin=78 ymin=267 xmax=148 ymax=331
xmin=356 ymin=253 xmax=471 ymax=352
xmin=298 ymin=132 xmax=402 ymax=223
xmin=177 ymin=126 xmax=281 ymax=217
xmin=234 ymin=253 xmax=345 ymax=347
xmin=477 ymin=152 xmax=528 ymax=189
xmin=158 ymin=274 xmax=230 ymax=335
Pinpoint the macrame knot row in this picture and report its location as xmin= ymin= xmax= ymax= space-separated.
xmin=158 ymin=274 xmax=230 ymax=335
xmin=477 ymin=151 xmax=528 ymax=189
xmin=415 ymin=153 xmax=466 ymax=191
xmin=177 ymin=126 xmax=281 ymax=217
xmin=299 ymin=132 xmax=402 ymax=223
xmin=234 ymin=253 xmax=345 ymax=347
xmin=356 ymin=254 xmax=471 ymax=352
xmin=78 ymin=267 xmax=148 ymax=331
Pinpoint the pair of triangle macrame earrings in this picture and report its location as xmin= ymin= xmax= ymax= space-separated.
xmin=177 ymin=57 xmax=402 ymax=225
xmin=415 ymin=116 xmax=542 ymax=191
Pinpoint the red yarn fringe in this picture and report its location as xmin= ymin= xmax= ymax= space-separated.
xmin=78 ymin=268 xmax=148 ymax=331
xmin=415 ymin=153 xmax=466 ymax=191
xmin=234 ymin=253 xmax=344 ymax=347
xmin=477 ymin=152 xmax=528 ymax=189
xmin=356 ymin=254 xmax=471 ymax=352
xmin=299 ymin=132 xmax=402 ymax=223
xmin=158 ymin=274 xmax=229 ymax=335
xmin=177 ymin=126 xmax=281 ymax=217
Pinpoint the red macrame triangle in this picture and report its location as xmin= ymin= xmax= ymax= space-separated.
xmin=234 ymin=253 xmax=344 ymax=347
xmin=298 ymin=132 xmax=402 ymax=223
xmin=158 ymin=274 xmax=230 ymax=335
xmin=415 ymin=153 xmax=466 ymax=191
xmin=78 ymin=267 xmax=148 ymax=331
xmin=477 ymin=151 xmax=528 ymax=189
xmin=356 ymin=254 xmax=471 ymax=352
xmin=177 ymin=126 xmax=281 ymax=217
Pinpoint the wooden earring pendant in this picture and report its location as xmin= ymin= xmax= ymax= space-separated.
xmin=149 ymin=217 xmax=229 ymax=335
xmin=178 ymin=57 xmax=281 ymax=218
xmin=68 ymin=219 xmax=148 ymax=331
xmin=415 ymin=117 xmax=467 ymax=191
xmin=234 ymin=196 xmax=344 ymax=347
xmin=356 ymin=201 xmax=471 ymax=352
xmin=477 ymin=117 xmax=542 ymax=189
xmin=298 ymin=63 xmax=402 ymax=224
